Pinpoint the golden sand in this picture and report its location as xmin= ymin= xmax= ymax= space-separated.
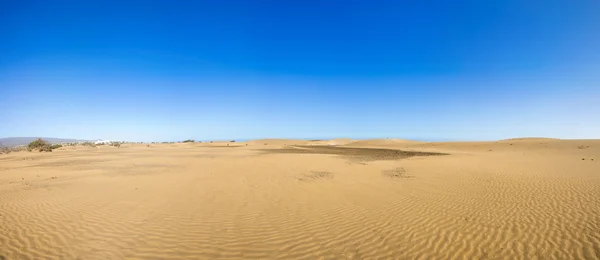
xmin=1 ymin=139 xmax=599 ymax=259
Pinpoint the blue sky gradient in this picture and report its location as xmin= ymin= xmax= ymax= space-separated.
xmin=1 ymin=0 xmax=599 ymax=141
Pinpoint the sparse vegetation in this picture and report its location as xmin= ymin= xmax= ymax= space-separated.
xmin=50 ymin=144 xmax=63 ymax=150
xmin=0 ymin=146 xmax=25 ymax=154
xmin=109 ymin=141 xmax=121 ymax=148
xmin=183 ymin=139 xmax=195 ymax=143
xmin=81 ymin=142 xmax=97 ymax=147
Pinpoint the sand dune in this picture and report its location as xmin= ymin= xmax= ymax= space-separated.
xmin=246 ymin=139 xmax=311 ymax=146
xmin=1 ymin=139 xmax=599 ymax=259
xmin=328 ymin=138 xmax=354 ymax=145
xmin=498 ymin=137 xmax=561 ymax=142
xmin=345 ymin=138 xmax=422 ymax=148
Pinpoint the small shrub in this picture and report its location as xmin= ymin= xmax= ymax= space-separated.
xmin=27 ymin=138 xmax=49 ymax=152
xmin=50 ymin=144 xmax=63 ymax=150
xmin=27 ymin=138 xmax=48 ymax=150
xmin=27 ymin=138 xmax=56 ymax=152
xmin=183 ymin=139 xmax=195 ymax=143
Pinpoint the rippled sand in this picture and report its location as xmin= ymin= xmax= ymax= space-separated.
xmin=1 ymin=139 xmax=599 ymax=259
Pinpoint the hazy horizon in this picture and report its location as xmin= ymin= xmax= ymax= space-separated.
xmin=2 ymin=1 xmax=599 ymax=142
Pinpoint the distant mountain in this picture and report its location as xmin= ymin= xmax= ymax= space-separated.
xmin=0 ymin=137 xmax=91 ymax=147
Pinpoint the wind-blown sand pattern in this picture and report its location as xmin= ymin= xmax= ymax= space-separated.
xmin=1 ymin=139 xmax=599 ymax=259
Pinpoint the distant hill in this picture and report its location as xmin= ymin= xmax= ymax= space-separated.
xmin=0 ymin=137 xmax=91 ymax=147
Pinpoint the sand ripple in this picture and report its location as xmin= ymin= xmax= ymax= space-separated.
xmin=1 ymin=142 xmax=599 ymax=259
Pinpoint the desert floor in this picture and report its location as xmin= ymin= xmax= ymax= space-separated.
xmin=1 ymin=139 xmax=599 ymax=259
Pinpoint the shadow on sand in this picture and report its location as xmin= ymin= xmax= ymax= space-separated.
xmin=259 ymin=145 xmax=447 ymax=161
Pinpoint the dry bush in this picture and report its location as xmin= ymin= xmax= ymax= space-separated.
xmin=27 ymin=138 xmax=54 ymax=152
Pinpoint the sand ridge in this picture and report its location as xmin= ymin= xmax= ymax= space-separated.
xmin=1 ymin=139 xmax=599 ymax=259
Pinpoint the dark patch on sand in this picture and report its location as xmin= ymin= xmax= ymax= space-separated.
xmin=30 ymin=158 xmax=108 ymax=168
xmin=382 ymin=167 xmax=413 ymax=179
xmin=261 ymin=146 xmax=446 ymax=161
xmin=293 ymin=171 xmax=333 ymax=182
xmin=205 ymin=145 xmax=245 ymax=148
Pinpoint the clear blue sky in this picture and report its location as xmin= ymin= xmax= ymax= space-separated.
xmin=1 ymin=0 xmax=599 ymax=141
